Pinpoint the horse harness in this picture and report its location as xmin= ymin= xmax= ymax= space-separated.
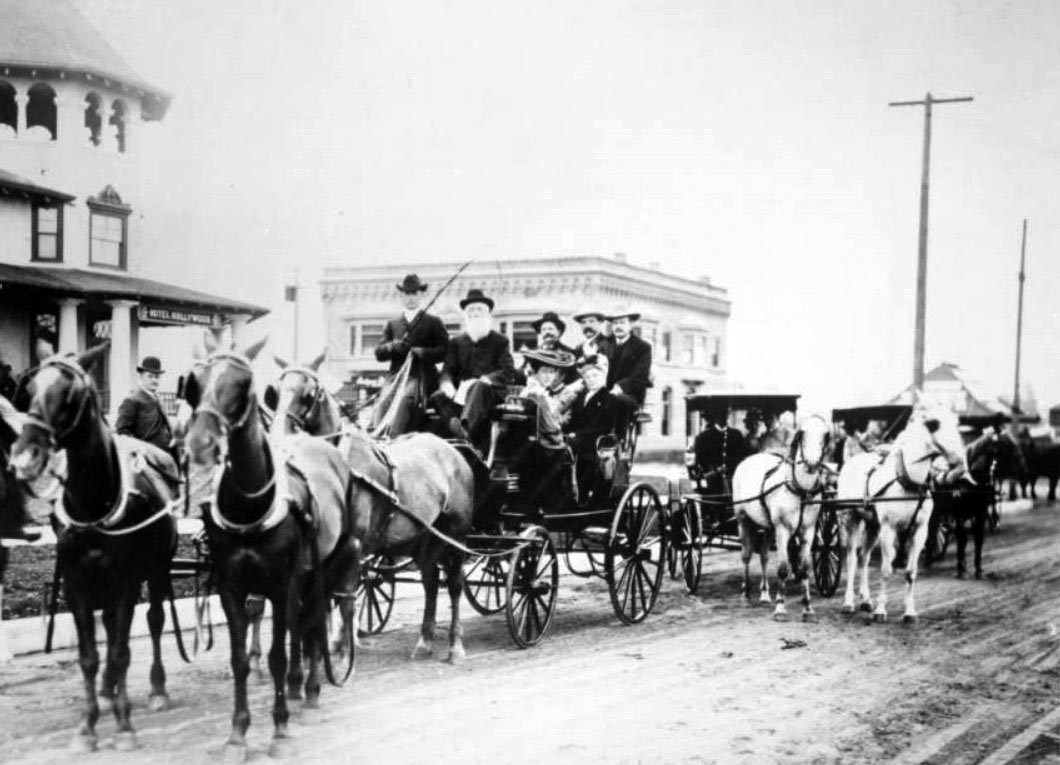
xmin=755 ymin=447 xmax=825 ymax=543
xmin=859 ymin=442 xmax=943 ymax=554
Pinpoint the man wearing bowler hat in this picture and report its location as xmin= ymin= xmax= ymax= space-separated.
xmin=603 ymin=308 xmax=653 ymax=436
xmin=115 ymin=355 xmax=174 ymax=454
xmin=430 ymin=288 xmax=514 ymax=456
xmin=530 ymin=311 xmax=577 ymax=386
xmin=374 ymin=273 xmax=449 ymax=434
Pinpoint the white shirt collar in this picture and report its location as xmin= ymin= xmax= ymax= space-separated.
xmin=403 ymin=308 xmax=421 ymax=323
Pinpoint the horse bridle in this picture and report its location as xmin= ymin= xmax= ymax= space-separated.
xmin=277 ymin=366 xmax=324 ymax=431
xmin=22 ymin=358 xmax=99 ymax=449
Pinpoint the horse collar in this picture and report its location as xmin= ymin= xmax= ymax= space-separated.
xmin=209 ymin=439 xmax=290 ymax=535
xmin=54 ymin=439 xmax=132 ymax=531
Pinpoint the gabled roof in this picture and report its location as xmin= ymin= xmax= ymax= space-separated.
xmin=0 ymin=0 xmax=170 ymax=120
xmin=0 ymin=168 xmax=75 ymax=204
xmin=0 ymin=263 xmax=268 ymax=318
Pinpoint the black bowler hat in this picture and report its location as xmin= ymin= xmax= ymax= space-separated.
xmin=397 ymin=273 xmax=428 ymax=293
xmin=137 ymin=356 xmax=164 ymax=374
xmin=459 ymin=288 xmax=495 ymax=311
xmin=531 ymin=311 xmax=566 ymax=335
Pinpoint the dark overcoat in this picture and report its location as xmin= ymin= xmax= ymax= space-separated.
xmin=606 ymin=334 xmax=652 ymax=406
xmin=375 ymin=312 xmax=449 ymax=391
xmin=114 ymin=388 xmax=173 ymax=452
xmin=440 ymin=330 xmax=515 ymax=389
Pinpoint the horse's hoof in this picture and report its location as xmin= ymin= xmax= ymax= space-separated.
xmin=446 ymin=644 xmax=466 ymax=664
xmin=841 ymin=604 xmax=855 ymax=615
xmin=70 ymin=734 xmax=97 ymax=754
xmin=287 ymin=686 xmax=304 ymax=701
xmin=956 ymin=571 xmax=966 ymax=580
xmin=269 ymin=736 xmax=296 ymax=759
xmin=872 ymin=612 xmax=888 ymax=623
xmin=802 ymin=611 xmax=817 ymax=623
xmin=411 ymin=640 xmax=434 ymax=660
xmin=114 ymin=731 xmax=139 ymax=752
xmin=858 ymin=602 xmax=873 ymax=614
xmin=759 ymin=593 xmax=772 ymax=604
xmin=903 ymin=614 xmax=918 ymax=625
xmin=772 ymin=610 xmax=790 ymax=622
xmin=302 ymin=696 xmax=320 ymax=710
xmin=975 ymin=570 xmax=983 ymax=580
xmin=148 ymin=693 xmax=170 ymax=712
xmin=222 ymin=742 xmax=248 ymax=763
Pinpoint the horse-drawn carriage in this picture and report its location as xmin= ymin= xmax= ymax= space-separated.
xmin=672 ymin=392 xmax=843 ymax=600
xmin=354 ymin=388 xmax=668 ymax=648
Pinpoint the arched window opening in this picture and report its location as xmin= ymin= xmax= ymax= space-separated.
xmin=0 ymin=80 xmax=16 ymax=138
xmin=26 ymin=83 xmax=57 ymax=141
xmin=84 ymin=92 xmax=103 ymax=146
xmin=661 ymin=386 xmax=673 ymax=437
xmin=109 ymin=99 xmax=127 ymax=153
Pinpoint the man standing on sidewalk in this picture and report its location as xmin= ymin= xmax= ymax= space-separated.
xmin=115 ymin=356 xmax=174 ymax=455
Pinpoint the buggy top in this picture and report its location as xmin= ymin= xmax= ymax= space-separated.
xmin=686 ymin=391 xmax=800 ymax=422
xmin=831 ymin=404 xmax=912 ymax=443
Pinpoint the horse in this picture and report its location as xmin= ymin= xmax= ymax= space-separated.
xmin=0 ymin=400 xmax=29 ymax=663
xmin=267 ymin=354 xmax=347 ymax=444
xmin=933 ymin=430 xmax=998 ymax=579
xmin=1017 ymin=435 xmax=1060 ymax=503
xmin=269 ymin=358 xmax=477 ymax=662
xmin=182 ymin=341 xmax=360 ymax=760
xmin=731 ymin=414 xmax=831 ymax=621
xmin=837 ymin=407 xmax=965 ymax=623
xmin=8 ymin=346 xmax=180 ymax=752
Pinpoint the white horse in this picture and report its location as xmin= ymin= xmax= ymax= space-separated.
xmin=837 ymin=407 xmax=964 ymax=623
xmin=732 ymin=414 xmax=832 ymax=621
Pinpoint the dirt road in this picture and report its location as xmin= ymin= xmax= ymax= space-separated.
xmin=1 ymin=501 xmax=1057 ymax=764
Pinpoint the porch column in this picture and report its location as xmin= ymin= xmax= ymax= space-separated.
xmin=229 ymin=313 xmax=251 ymax=348
xmin=107 ymin=300 xmax=137 ymax=418
xmin=14 ymin=92 xmax=27 ymax=136
xmin=57 ymin=298 xmax=82 ymax=354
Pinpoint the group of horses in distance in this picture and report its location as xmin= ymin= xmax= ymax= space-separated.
xmin=0 ymin=336 xmax=1054 ymax=758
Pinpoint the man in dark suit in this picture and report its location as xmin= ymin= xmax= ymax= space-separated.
xmin=373 ymin=273 xmax=449 ymax=435
xmin=692 ymin=412 xmax=751 ymax=493
xmin=529 ymin=311 xmax=578 ymax=386
xmin=565 ymin=354 xmax=619 ymax=503
xmin=604 ymin=308 xmax=653 ymax=436
xmin=115 ymin=356 xmax=174 ymax=454
xmin=572 ymin=306 xmax=614 ymax=362
xmin=429 ymin=288 xmax=515 ymax=456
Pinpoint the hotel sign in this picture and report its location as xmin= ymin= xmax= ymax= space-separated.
xmin=138 ymin=305 xmax=222 ymax=328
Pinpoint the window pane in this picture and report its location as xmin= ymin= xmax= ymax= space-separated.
xmin=36 ymin=234 xmax=56 ymax=261
xmin=37 ymin=207 xmax=58 ymax=234
xmin=90 ymin=212 xmax=124 ymax=266
xmin=445 ymin=322 xmax=462 ymax=337
xmin=360 ymin=323 xmax=384 ymax=356
xmin=349 ymin=325 xmax=357 ymax=356
xmin=512 ymin=320 xmax=535 ymax=350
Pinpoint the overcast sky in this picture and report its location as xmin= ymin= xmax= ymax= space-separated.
xmin=79 ymin=0 xmax=1060 ymax=414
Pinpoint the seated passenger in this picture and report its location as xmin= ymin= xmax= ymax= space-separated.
xmin=565 ymin=354 xmax=618 ymax=504
xmin=692 ymin=413 xmax=751 ymax=493
xmin=515 ymin=349 xmax=577 ymax=514
xmin=572 ymin=306 xmax=615 ymax=362
xmin=428 ymin=288 xmax=515 ymax=456
xmin=744 ymin=408 xmax=764 ymax=452
xmin=603 ymin=308 xmax=652 ymax=437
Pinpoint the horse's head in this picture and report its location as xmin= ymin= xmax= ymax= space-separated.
xmin=269 ymin=352 xmax=327 ymax=437
xmin=790 ymin=413 xmax=831 ymax=470
xmin=904 ymin=406 xmax=965 ymax=470
xmin=10 ymin=345 xmax=108 ymax=482
xmin=182 ymin=338 xmax=267 ymax=467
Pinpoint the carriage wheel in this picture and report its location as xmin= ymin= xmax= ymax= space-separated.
xmin=812 ymin=509 xmax=842 ymax=598
xmin=464 ymin=553 xmax=511 ymax=615
xmin=505 ymin=526 xmax=559 ymax=648
xmin=606 ymin=482 xmax=667 ymax=625
xmin=355 ymin=554 xmax=397 ymax=635
xmin=674 ymin=499 xmax=703 ymax=594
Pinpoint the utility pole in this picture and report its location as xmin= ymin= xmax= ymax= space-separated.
xmin=1013 ymin=219 xmax=1028 ymax=416
xmin=889 ymin=92 xmax=973 ymax=391
xmin=284 ymin=268 xmax=301 ymax=361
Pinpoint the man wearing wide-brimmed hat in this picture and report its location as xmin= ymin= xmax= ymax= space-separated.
xmin=572 ymin=306 xmax=614 ymax=361
xmin=115 ymin=355 xmax=174 ymax=453
xmin=374 ymin=273 xmax=449 ymax=434
xmin=603 ymin=308 xmax=653 ymax=432
xmin=430 ymin=288 xmax=515 ymax=455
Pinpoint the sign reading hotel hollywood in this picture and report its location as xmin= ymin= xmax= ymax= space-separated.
xmin=138 ymin=305 xmax=222 ymax=328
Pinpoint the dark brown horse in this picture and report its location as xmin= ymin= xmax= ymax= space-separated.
xmin=271 ymin=363 xmax=477 ymax=662
xmin=934 ymin=431 xmax=998 ymax=579
xmin=9 ymin=346 xmax=180 ymax=752
xmin=182 ymin=341 xmax=359 ymax=760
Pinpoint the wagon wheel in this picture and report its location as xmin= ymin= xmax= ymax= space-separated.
xmin=505 ymin=526 xmax=559 ymax=648
xmin=606 ymin=482 xmax=667 ymax=624
xmin=355 ymin=554 xmax=398 ymax=636
xmin=811 ymin=508 xmax=842 ymax=597
xmin=673 ymin=498 xmax=703 ymax=594
xmin=464 ymin=553 xmax=511 ymax=615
